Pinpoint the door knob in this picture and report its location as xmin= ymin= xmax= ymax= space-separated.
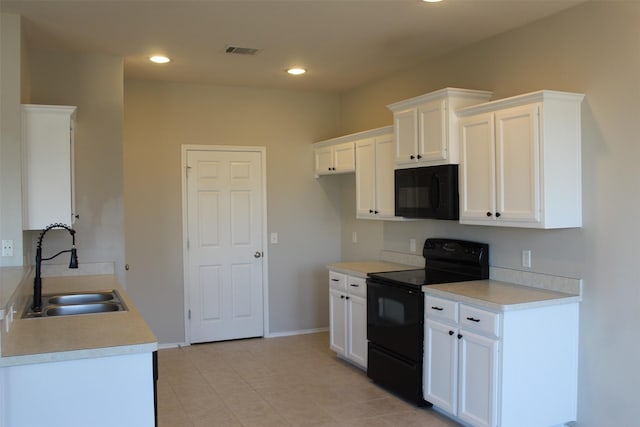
xmin=254 ymin=251 xmax=262 ymax=258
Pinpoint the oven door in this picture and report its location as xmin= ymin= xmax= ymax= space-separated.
xmin=366 ymin=279 xmax=423 ymax=362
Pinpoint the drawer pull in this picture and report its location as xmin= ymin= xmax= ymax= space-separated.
xmin=350 ymin=284 xmax=359 ymax=287
xmin=466 ymin=317 xmax=481 ymax=323
xmin=331 ymin=278 xmax=340 ymax=282
xmin=431 ymin=306 xmax=444 ymax=311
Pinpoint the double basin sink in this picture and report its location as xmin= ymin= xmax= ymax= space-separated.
xmin=22 ymin=289 xmax=128 ymax=318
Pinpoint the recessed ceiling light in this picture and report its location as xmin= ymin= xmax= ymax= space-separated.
xmin=422 ymin=0 xmax=443 ymax=2
xmin=149 ymin=56 xmax=171 ymax=64
xmin=287 ymin=68 xmax=306 ymax=76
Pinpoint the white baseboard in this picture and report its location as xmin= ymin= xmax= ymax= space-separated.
xmin=265 ymin=327 xmax=328 ymax=338
xmin=157 ymin=328 xmax=329 ymax=348
xmin=158 ymin=342 xmax=189 ymax=350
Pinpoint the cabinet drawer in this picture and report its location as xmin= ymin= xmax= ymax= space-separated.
xmin=425 ymin=295 xmax=458 ymax=324
xmin=329 ymin=271 xmax=347 ymax=291
xmin=459 ymin=304 xmax=500 ymax=337
xmin=346 ymin=276 xmax=366 ymax=298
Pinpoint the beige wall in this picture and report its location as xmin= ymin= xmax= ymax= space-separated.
xmin=123 ymin=80 xmax=342 ymax=342
xmin=339 ymin=2 xmax=640 ymax=426
xmin=0 ymin=14 xmax=24 ymax=267
xmin=26 ymin=50 xmax=126 ymax=283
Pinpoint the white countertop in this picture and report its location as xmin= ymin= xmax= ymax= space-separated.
xmin=423 ymin=279 xmax=581 ymax=312
xmin=327 ymin=261 xmax=418 ymax=278
xmin=0 ymin=274 xmax=157 ymax=367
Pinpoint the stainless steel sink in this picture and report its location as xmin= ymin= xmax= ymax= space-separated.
xmin=47 ymin=291 xmax=114 ymax=305
xmin=45 ymin=302 xmax=121 ymax=316
xmin=22 ymin=289 xmax=128 ymax=318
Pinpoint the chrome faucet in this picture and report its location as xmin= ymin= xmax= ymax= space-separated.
xmin=32 ymin=223 xmax=79 ymax=312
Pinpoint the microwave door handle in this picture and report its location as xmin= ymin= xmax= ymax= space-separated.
xmin=430 ymin=174 xmax=440 ymax=210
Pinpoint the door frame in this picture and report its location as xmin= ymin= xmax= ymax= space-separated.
xmin=180 ymin=144 xmax=269 ymax=345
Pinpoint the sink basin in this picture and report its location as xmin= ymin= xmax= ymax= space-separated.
xmin=22 ymin=289 xmax=128 ymax=318
xmin=47 ymin=292 xmax=114 ymax=305
xmin=45 ymin=302 xmax=121 ymax=316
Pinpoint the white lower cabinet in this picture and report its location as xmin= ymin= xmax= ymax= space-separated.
xmin=2 ymin=352 xmax=155 ymax=427
xmin=424 ymin=294 xmax=578 ymax=427
xmin=329 ymin=271 xmax=367 ymax=369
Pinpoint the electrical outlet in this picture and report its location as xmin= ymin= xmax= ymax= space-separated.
xmin=2 ymin=240 xmax=13 ymax=257
xmin=522 ymin=249 xmax=532 ymax=268
xmin=410 ymin=239 xmax=417 ymax=252
xmin=270 ymin=232 xmax=278 ymax=244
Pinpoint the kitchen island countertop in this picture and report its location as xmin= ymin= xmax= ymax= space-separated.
xmin=0 ymin=273 xmax=157 ymax=367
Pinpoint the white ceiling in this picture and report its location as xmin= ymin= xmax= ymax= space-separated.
xmin=1 ymin=0 xmax=585 ymax=92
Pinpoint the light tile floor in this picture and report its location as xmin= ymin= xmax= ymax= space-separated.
xmin=157 ymin=331 xmax=461 ymax=427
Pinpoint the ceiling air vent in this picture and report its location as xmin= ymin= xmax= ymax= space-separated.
xmin=225 ymin=46 xmax=261 ymax=56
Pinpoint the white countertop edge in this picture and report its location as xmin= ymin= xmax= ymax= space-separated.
xmin=422 ymin=286 xmax=581 ymax=312
xmin=0 ymin=341 xmax=158 ymax=368
xmin=326 ymin=266 xmax=369 ymax=278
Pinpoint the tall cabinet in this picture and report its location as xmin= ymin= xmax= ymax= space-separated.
xmin=21 ymin=104 xmax=77 ymax=230
xmin=354 ymin=127 xmax=396 ymax=219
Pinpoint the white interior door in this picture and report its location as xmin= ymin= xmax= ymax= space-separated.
xmin=185 ymin=147 xmax=265 ymax=343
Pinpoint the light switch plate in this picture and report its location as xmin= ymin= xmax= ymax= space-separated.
xmin=270 ymin=232 xmax=278 ymax=244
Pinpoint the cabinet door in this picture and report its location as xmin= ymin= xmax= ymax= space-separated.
xmin=495 ymin=104 xmax=540 ymax=224
xmin=394 ymin=109 xmax=418 ymax=165
xmin=458 ymin=330 xmax=498 ymax=427
xmin=419 ymin=100 xmax=448 ymax=162
xmin=22 ymin=105 xmax=76 ymax=230
xmin=355 ymin=138 xmax=376 ymax=218
xmin=347 ymin=294 xmax=367 ymax=368
xmin=424 ymin=319 xmax=458 ymax=415
xmin=315 ymin=146 xmax=334 ymax=176
xmin=333 ymin=142 xmax=355 ymax=173
xmin=459 ymin=113 xmax=496 ymax=223
xmin=329 ymin=289 xmax=347 ymax=356
xmin=374 ymin=134 xmax=396 ymax=218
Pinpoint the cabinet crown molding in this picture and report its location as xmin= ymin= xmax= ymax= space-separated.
xmin=313 ymin=125 xmax=393 ymax=148
xmin=456 ymin=90 xmax=585 ymax=117
xmin=387 ymin=87 xmax=493 ymax=112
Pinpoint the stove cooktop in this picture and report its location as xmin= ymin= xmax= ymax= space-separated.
xmin=367 ymin=268 xmax=481 ymax=289
xmin=367 ymin=238 xmax=489 ymax=290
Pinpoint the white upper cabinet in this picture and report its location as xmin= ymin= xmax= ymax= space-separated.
xmin=387 ymin=88 xmax=493 ymax=168
xmin=314 ymin=141 xmax=355 ymax=177
xmin=458 ymin=90 xmax=584 ymax=229
xmin=355 ymin=127 xmax=397 ymax=220
xmin=22 ymin=104 xmax=77 ymax=230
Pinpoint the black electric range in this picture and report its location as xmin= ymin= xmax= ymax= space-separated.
xmin=366 ymin=238 xmax=489 ymax=405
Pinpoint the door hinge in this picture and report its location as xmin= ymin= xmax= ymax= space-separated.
xmin=188 ymin=309 xmax=191 ymax=320
xmin=186 ymin=165 xmax=192 ymax=178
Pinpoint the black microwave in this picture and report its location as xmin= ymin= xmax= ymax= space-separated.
xmin=395 ymin=164 xmax=459 ymax=219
